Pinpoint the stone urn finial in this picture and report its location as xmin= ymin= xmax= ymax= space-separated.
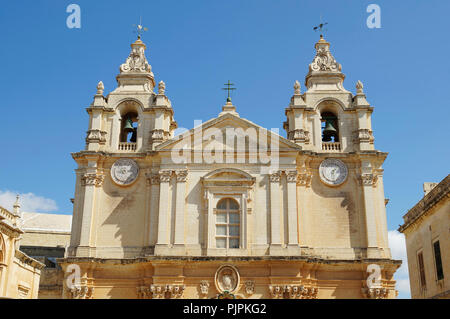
xmin=158 ymin=80 xmax=166 ymax=95
xmin=294 ymin=80 xmax=301 ymax=94
xmin=96 ymin=81 xmax=104 ymax=95
xmin=356 ymin=80 xmax=364 ymax=94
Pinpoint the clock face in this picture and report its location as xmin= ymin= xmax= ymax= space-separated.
xmin=111 ymin=159 xmax=139 ymax=186
xmin=319 ymin=158 xmax=348 ymax=186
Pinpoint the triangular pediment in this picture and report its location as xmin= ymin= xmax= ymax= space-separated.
xmin=157 ymin=113 xmax=301 ymax=152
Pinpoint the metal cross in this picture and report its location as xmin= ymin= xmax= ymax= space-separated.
xmin=313 ymin=15 xmax=328 ymax=38
xmin=222 ymin=80 xmax=236 ymax=102
xmin=133 ymin=17 xmax=148 ymax=39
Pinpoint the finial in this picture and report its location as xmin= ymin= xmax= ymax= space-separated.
xmin=356 ymin=80 xmax=364 ymax=94
xmin=294 ymin=80 xmax=301 ymax=94
xmin=158 ymin=80 xmax=166 ymax=95
xmin=133 ymin=17 xmax=148 ymax=40
xmin=13 ymin=194 xmax=21 ymax=215
xmin=222 ymin=80 xmax=236 ymax=103
xmin=96 ymin=81 xmax=104 ymax=95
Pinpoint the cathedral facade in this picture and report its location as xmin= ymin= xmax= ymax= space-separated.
xmin=59 ymin=35 xmax=400 ymax=299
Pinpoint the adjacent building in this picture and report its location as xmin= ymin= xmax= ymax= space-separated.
xmin=0 ymin=197 xmax=44 ymax=298
xmin=399 ymin=175 xmax=449 ymax=299
xmin=58 ymin=34 xmax=401 ymax=299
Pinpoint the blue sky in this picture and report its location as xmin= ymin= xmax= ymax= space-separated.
xmin=1 ymin=0 xmax=449 ymax=299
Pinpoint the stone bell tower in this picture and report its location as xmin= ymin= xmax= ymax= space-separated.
xmin=284 ymin=35 xmax=390 ymax=260
xmin=68 ymin=36 xmax=177 ymax=258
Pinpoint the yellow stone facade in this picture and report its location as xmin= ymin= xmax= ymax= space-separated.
xmin=399 ymin=175 xmax=449 ymax=299
xmin=0 ymin=200 xmax=44 ymax=299
xmin=59 ymin=35 xmax=401 ymax=299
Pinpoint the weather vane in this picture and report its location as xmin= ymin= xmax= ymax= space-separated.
xmin=313 ymin=15 xmax=328 ymax=38
xmin=133 ymin=17 xmax=148 ymax=39
xmin=222 ymin=80 xmax=236 ymax=103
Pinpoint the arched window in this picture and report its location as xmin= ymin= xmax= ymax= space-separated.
xmin=120 ymin=111 xmax=138 ymax=143
xmin=215 ymin=198 xmax=240 ymax=249
xmin=321 ymin=111 xmax=339 ymax=142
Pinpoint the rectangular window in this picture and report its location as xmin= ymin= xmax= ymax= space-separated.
xmin=433 ymin=241 xmax=444 ymax=281
xmin=417 ymin=251 xmax=427 ymax=289
xmin=215 ymin=199 xmax=240 ymax=249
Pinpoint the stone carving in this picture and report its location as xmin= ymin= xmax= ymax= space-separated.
xmin=297 ymin=172 xmax=312 ymax=187
xmin=354 ymin=129 xmax=374 ymax=144
xmin=289 ymin=129 xmax=310 ymax=143
xmin=96 ymin=81 xmax=104 ymax=95
xmin=159 ymin=170 xmax=172 ymax=183
xmin=319 ymin=158 xmax=348 ymax=186
xmin=361 ymin=287 xmax=388 ymax=299
xmin=120 ymin=39 xmax=152 ymax=73
xmin=309 ymin=40 xmax=342 ymax=73
xmin=269 ymin=171 xmax=281 ymax=183
xmin=294 ymin=80 xmax=301 ymax=94
xmin=81 ymin=173 xmax=104 ymax=187
xmin=85 ymin=129 xmax=107 ymax=145
xmin=110 ymin=159 xmax=139 ymax=186
xmin=150 ymin=284 xmax=185 ymax=299
xmin=269 ymin=285 xmax=318 ymax=299
xmin=245 ymin=280 xmax=255 ymax=295
xmin=286 ymin=170 xmax=298 ymax=183
xmin=151 ymin=129 xmax=167 ymax=143
xmin=215 ymin=265 xmax=240 ymax=293
xmin=137 ymin=286 xmax=151 ymax=299
xmin=356 ymin=80 xmax=364 ymax=94
xmin=158 ymin=80 xmax=166 ymax=95
xmin=176 ymin=170 xmax=188 ymax=182
xmin=359 ymin=173 xmax=378 ymax=187
xmin=199 ymin=280 xmax=210 ymax=296
xmin=68 ymin=286 xmax=94 ymax=299
xmin=146 ymin=173 xmax=160 ymax=185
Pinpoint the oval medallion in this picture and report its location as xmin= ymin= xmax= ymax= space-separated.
xmin=110 ymin=158 xmax=139 ymax=186
xmin=319 ymin=158 xmax=348 ymax=186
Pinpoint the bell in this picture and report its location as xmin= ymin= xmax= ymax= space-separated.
xmin=123 ymin=117 xmax=134 ymax=133
xmin=322 ymin=120 xmax=337 ymax=142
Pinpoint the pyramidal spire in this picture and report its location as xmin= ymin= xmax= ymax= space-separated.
xmin=114 ymin=37 xmax=156 ymax=93
xmin=305 ymin=36 xmax=347 ymax=92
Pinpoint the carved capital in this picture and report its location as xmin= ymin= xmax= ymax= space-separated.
xmin=269 ymin=285 xmax=317 ymax=299
xmin=146 ymin=173 xmax=160 ymax=186
xmin=85 ymin=129 xmax=107 ymax=145
xmin=68 ymin=286 xmax=94 ymax=299
xmin=159 ymin=170 xmax=172 ymax=183
xmin=354 ymin=129 xmax=374 ymax=144
xmin=176 ymin=170 xmax=188 ymax=182
xmin=286 ymin=170 xmax=298 ymax=183
xmin=297 ymin=172 xmax=312 ymax=187
xmin=359 ymin=173 xmax=378 ymax=187
xmin=150 ymin=284 xmax=185 ymax=299
xmin=137 ymin=286 xmax=151 ymax=299
xmin=150 ymin=129 xmax=168 ymax=143
xmin=361 ymin=287 xmax=388 ymax=299
xmin=269 ymin=171 xmax=281 ymax=183
xmin=288 ymin=129 xmax=310 ymax=144
xmin=81 ymin=173 xmax=104 ymax=187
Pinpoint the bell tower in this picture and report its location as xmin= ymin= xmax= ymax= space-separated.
xmin=284 ymin=35 xmax=375 ymax=153
xmin=84 ymin=36 xmax=177 ymax=154
xmin=284 ymin=35 xmax=390 ymax=260
xmin=69 ymin=35 xmax=177 ymax=258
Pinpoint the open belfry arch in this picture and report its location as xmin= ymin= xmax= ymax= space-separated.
xmin=60 ymin=33 xmax=400 ymax=299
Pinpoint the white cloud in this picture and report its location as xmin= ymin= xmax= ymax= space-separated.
xmin=388 ymin=230 xmax=411 ymax=298
xmin=0 ymin=190 xmax=58 ymax=213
